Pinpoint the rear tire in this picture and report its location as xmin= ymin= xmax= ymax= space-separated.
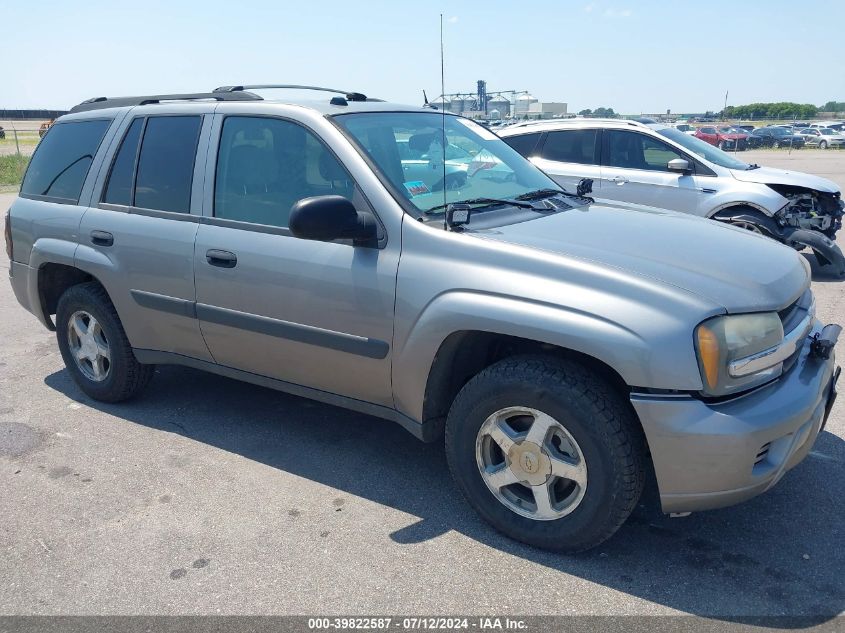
xmin=56 ymin=282 xmax=154 ymax=402
xmin=445 ymin=356 xmax=645 ymax=553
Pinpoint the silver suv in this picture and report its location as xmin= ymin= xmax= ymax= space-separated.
xmin=5 ymin=86 xmax=841 ymax=552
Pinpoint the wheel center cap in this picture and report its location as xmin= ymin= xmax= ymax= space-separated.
xmin=507 ymin=441 xmax=552 ymax=486
xmin=80 ymin=335 xmax=98 ymax=361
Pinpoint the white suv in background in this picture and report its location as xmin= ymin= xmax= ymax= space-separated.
xmin=499 ymin=119 xmax=845 ymax=274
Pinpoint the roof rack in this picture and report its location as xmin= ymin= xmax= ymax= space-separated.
xmin=213 ymin=84 xmax=373 ymax=103
xmin=69 ymin=90 xmax=263 ymax=113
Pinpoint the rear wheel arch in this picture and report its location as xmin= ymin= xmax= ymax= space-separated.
xmin=422 ymin=331 xmax=634 ymax=440
xmin=37 ymin=263 xmax=106 ymax=330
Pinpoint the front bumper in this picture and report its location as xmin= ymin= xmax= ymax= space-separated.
xmin=631 ymin=322 xmax=839 ymax=514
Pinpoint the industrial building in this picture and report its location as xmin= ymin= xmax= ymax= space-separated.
xmin=432 ymin=80 xmax=567 ymax=120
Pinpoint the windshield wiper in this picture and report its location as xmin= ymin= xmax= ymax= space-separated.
xmin=746 ymin=163 xmax=761 ymax=170
xmin=423 ymin=197 xmax=537 ymax=215
xmin=513 ymin=188 xmax=566 ymax=201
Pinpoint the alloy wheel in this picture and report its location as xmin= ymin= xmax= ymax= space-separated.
xmin=475 ymin=406 xmax=588 ymax=520
xmin=67 ymin=310 xmax=111 ymax=382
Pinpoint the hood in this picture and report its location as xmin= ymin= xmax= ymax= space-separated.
xmin=469 ymin=203 xmax=808 ymax=313
xmin=730 ymin=165 xmax=840 ymax=192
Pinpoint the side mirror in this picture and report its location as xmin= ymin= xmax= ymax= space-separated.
xmin=289 ymin=195 xmax=378 ymax=246
xmin=667 ymin=158 xmax=691 ymax=174
xmin=576 ymin=178 xmax=593 ymax=196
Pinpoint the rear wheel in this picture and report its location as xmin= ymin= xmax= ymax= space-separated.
xmin=56 ymin=282 xmax=154 ymax=402
xmin=445 ymin=356 xmax=646 ymax=552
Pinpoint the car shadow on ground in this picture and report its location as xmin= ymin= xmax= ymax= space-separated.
xmin=46 ymin=366 xmax=845 ymax=627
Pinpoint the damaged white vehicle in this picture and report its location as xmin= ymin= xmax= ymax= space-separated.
xmin=499 ymin=119 xmax=845 ymax=274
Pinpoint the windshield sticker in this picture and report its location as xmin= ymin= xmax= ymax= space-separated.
xmin=455 ymin=117 xmax=498 ymax=141
xmin=404 ymin=181 xmax=431 ymax=197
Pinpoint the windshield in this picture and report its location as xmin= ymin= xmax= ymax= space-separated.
xmin=334 ymin=112 xmax=559 ymax=215
xmin=655 ymin=127 xmax=749 ymax=170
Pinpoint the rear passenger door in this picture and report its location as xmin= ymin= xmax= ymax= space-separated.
xmin=192 ymin=112 xmax=399 ymax=407
xmin=529 ymin=129 xmax=602 ymax=193
xmin=78 ymin=106 xmax=214 ymax=361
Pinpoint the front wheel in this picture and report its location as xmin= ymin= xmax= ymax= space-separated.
xmin=820 ymin=141 xmax=828 ymax=150
xmin=445 ymin=356 xmax=646 ymax=552
xmin=56 ymin=282 xmax=154 ymax=402
xmin=773 ymin=141 xmax=781 ymax=149
xmin=718 ymin=141 xmax=726 ymax=150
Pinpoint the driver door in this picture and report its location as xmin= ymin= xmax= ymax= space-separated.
xmin=598 ymin=129 xmax=714 ymax=215
xmin=193 ymin=112 xmax=400 ymax=407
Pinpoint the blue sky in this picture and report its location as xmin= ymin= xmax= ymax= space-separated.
xmin=3 ymin=0 xmax=844 ymax=114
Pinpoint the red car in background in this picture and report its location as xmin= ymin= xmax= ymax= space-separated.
xmin=694 ymin=125 xmax=748 ymax=151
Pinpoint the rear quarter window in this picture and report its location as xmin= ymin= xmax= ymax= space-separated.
xmin=21 ymin=119 xmax=111 ymax=203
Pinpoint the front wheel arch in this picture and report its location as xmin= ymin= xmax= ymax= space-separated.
xmin=710 ymin=206 xmax=782 ymax=240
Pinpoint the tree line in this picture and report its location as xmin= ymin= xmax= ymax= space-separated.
xmin=724 ymin=101 xmax=844 ymax=119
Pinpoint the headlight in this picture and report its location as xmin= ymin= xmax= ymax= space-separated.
xmin=695 ymin=313 xmax=784 ymax=396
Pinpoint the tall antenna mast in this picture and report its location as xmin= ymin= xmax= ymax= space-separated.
xmin=440 ymin=13 xmax=448 ymax=230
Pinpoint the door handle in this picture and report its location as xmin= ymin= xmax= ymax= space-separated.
xmin=90 ymin=230 xmax=114 ymax=247
xmin=611 ymin=176 xmax=629 ymax=185
xmin=206 ymin=249 xmax=237 ymax=268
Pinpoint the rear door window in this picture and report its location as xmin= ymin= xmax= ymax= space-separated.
xmin=103 ymin=118 xmax=143 ymax=205
xmin=21 ymin=119 xmax=111 ymax=202
xmin=134 ymin=117 xmax=202 ymax=213
xmin=101 ymin=116 xmax=201 ymax=212
xmin=540 ymin=130 xmax=599 ymax=165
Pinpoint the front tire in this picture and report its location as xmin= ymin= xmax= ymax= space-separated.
xmin=820 ymin=141 xmax=828 ymax=150
xmin=56 ymin=282 xmax=154 ymax=402
xmin=445 ymin=356 xmax=645 ymax=552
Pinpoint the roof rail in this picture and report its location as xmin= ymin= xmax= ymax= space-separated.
xmin=213 ymin=84 xmax=373 ymax=102
xmin=69 ymin=91 xmax=263 ymax=113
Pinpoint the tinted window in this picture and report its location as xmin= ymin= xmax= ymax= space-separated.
xmin=503 ymin=132 xmax=542 ymax=157
xmin=605 ymin=130 xmax=685 ymax=172
xmin=214 ymin=116 xmax=354 ymax=228
xmin=21 ymin=119 xmax=110 ymax=202
xmin=134 ymin=116 xmax=201 ymax=213
xmin=540 ymin=130 xmax=598 ymax=165
xmin=103 ymin=118 xmax=143 ymax=205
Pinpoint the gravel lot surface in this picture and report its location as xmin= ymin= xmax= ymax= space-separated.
xmin=0 ymin=150 xmax=843 ymax=623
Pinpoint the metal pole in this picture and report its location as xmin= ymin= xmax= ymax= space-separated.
xmin=13 ymin=125 xmax=20 ymax=156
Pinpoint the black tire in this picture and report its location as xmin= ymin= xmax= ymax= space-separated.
xmin=718 ymin=141 xmax=726 ymax=150
xmin=56 ymin=282 xmax=154 ymax=402
xmin=773 ymin=141 xmax=781 ymax=149
xmin=820 ymin=141 xmax=828 ymax=150
xmin=445 ymin=355 xmax=646 ymax=553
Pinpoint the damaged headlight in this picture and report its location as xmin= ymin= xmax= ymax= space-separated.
xmin=695 ymin=313 xmax=784 ymax=397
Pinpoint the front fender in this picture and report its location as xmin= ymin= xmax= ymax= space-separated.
xmin=391 ymin=290 xmax=702 ymax=422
